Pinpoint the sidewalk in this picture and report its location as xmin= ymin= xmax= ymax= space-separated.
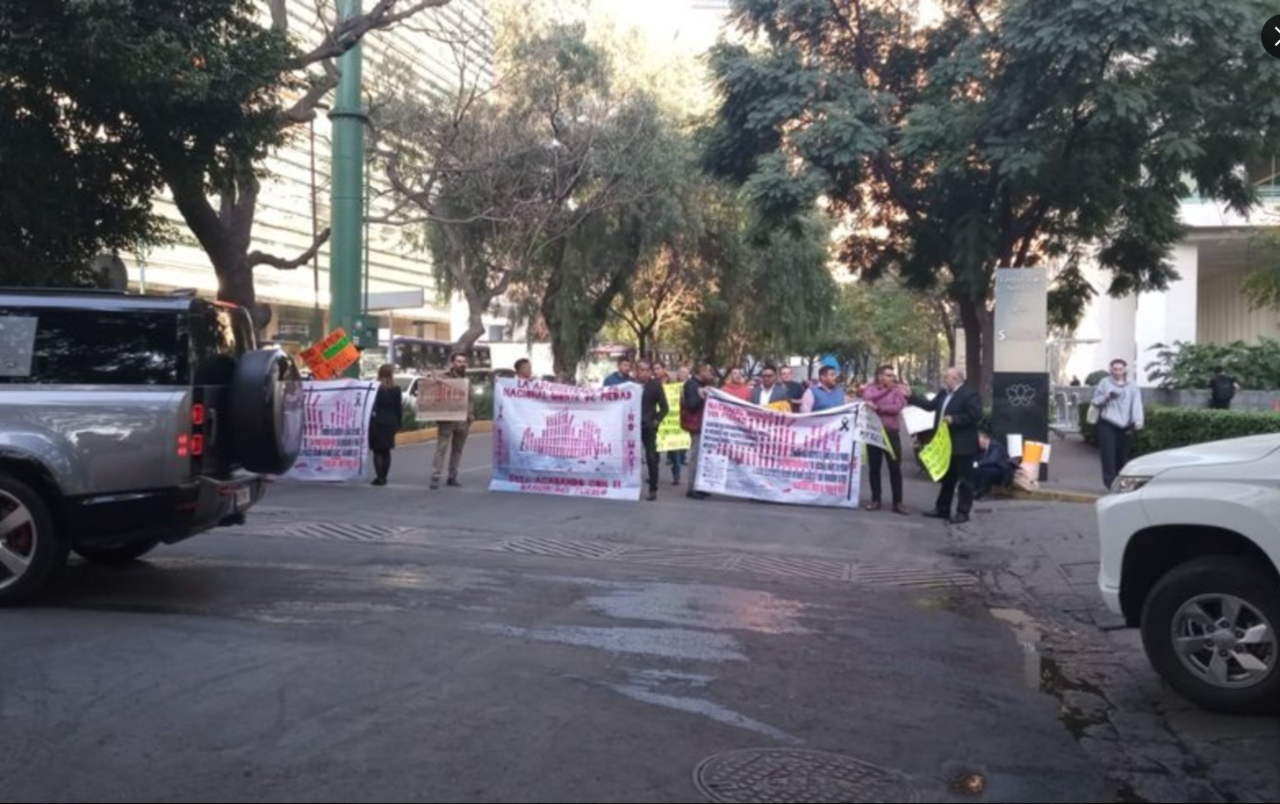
xmin=995 ymin=434 xmax=1105 ymax=504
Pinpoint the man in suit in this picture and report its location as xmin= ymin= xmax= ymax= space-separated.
xmin=750 ymin=364 xmax=790 ymax=407
xmin=910 ymin=367 xmax=983 ymax=524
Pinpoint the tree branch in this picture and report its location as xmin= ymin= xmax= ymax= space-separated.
xmin=247 ymin=228 xmax=332 ymax=269
xmin=293 ymin=0 xmax=452 ymax=68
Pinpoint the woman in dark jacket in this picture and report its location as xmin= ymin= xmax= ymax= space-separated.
xmin=369 ymin=364 xmax=403 ymax=486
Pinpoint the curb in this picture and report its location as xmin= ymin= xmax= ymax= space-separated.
xmin=995 ymin=485 xmax=1102 ymax=505
xmin=395 ymin=420 xmax=494 ymax=446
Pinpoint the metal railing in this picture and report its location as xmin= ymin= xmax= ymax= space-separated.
xmin=1050 ymin=385 xmax=1093 ymax=436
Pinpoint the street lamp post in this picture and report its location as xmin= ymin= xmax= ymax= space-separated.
xmin=328 ymin=0 xmax=368 ymax=373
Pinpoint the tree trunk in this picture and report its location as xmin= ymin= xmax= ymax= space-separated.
xmin=958 ymin=296 xmax=984 ymax=400
xmin=980 ymin=304 xmax=996 ymax=402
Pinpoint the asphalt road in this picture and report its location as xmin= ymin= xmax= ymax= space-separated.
xmin=1 ymin=435 xmax=1272 ymax=802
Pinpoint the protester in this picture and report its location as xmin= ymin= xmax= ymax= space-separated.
xmin=603 ymin=356 xmax=633 ymax=386
xmin=722 ymin=367 xmax=752 ymax=400
xmin=800 ymin=366 xmax=845 ymax=413
xmin=680 ymin=362 xmax=714 ymax=499
xmin=636 ymin=360 xmax=669 ymax=501
xmin=668 ymin=366 xmax=691 ymax=484
xmin=751 ymin=364 xmax=790 ymax=407
xmin=368 ymin=363 xmax=402 ymax=486
xmin=431 ymin=352 xmax=473 ymax=490
xmin=974 ymin=428 xmax=1016 ymax=499
xmin=909 ymin=367 xmax=983 ymax=524
xmin=779 ymin=366 xmax=805 ymax=411
xmin=859 ymin=363 xmax=909 ymax=514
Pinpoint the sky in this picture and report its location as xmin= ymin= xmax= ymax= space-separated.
xmin=587 ymin=0 xmax=730 ymax=56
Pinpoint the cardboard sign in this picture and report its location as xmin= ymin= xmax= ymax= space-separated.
xmin=417 ymin=376 xmax=470 ymax=422
xmin=300 ymin=328 xmax=360 ymax=380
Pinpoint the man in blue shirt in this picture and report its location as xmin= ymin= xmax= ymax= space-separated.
xmin=603 ymin=356 xmax=633 ymax=386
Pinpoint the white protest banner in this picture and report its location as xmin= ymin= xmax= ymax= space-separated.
xmin=858 ymin=405 xmax=895 ymax=459
xmin=491 ymin=378 xmax=643 ymax=501
xmin=416 ymin=376 xmax=470 ymax=422
xmin=695 ymin=390 xmax=862 ymax=508
xmin=285 ymin=379 xmax=377 ymax=482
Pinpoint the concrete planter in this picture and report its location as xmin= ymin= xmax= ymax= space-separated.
xmin=395 ymin=419 xmax=494 ymax=446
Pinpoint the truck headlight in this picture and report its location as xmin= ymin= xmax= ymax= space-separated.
xmin=1110 ymin=475 xmax=1152 ymax=494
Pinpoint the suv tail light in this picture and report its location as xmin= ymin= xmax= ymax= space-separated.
xmin=191 ymin=403 xmax=206 ymax=425
xmin=177 ymin=433 xmax=190 ymax=458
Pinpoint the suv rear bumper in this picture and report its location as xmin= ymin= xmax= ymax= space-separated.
xmin=67 ymin=473 xmax=265 ymax=547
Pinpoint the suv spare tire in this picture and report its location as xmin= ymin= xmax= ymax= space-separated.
xmin=230 ymin=349 xmax=304 ymax=474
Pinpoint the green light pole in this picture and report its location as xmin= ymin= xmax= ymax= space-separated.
xmin=328 ymin=0 xmax=366 ymax=373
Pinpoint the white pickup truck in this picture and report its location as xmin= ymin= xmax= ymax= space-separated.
xmin=1096 ymin=434 xmax=1280 ymax=714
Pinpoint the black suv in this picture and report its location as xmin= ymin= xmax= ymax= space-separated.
xmin=0 ymin=289 xmax=304 ymax=604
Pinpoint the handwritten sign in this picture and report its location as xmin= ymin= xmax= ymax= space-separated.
xmin=299 ymin=328 xmax=360 ymax=380
xmin=918 ymin=420 xmax=952 ymax=482
xmin=416 ymin=376 xmax=470 ymax=422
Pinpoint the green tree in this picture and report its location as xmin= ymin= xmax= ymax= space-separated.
xmin=0 ymin=8 xmax=170 ymax=285
xmin=3 ymin=0 xmax=450 ymax=324
xmin=686 ymin=211 xmax=836 ymax=371
xmin=703 ymin=0 xmax=1280 ymax=392
xmin=374 ymin=17 xmax=682 ymax=374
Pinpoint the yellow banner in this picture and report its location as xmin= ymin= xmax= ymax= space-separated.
xmin=918 ymin=420 xmax=952 ymax=482
xmin=657 ymin=383 xmax=691 ymax=452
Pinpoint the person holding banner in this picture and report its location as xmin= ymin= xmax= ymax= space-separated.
xmin=681 ymin=363 xmax=715 ymax=500
xmin=722 ymin=367 xmax=752 ymax=401
xmin=636 ymin=361 xmax=669 ymax=501
xmin=430 ymin=352 xmax=473 ymax=490
xmin=368 ymin=364 xmax=403 ymax=486
xmin=750 ymin=364 xmax=791 ymax=408
xmin=800 ymin=366 xmax=845 ymax=413
xmin=859 ymin=364 xmax=909 ymax=514
xmin=515 ymin=358 xmax=534 ymax=381
xmin=603 ymin=356 xmax=634 ymax=387
xmin=910 ymin=367 xmax=983 ymax=524
xmin=779 ymin=366 xmax=805 ymax=412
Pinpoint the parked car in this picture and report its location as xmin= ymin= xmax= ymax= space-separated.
xmin=1097 ymin=434 xmax=1280 ymax=714
xmin=0 ymin=289 xmax=304 ymax=604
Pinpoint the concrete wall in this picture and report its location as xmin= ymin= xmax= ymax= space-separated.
xmin=1198 ymin=268 xmax=1280 ymax=344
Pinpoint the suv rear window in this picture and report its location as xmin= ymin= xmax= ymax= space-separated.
xmin=189 ymin=304 xmax=254 ymax=386
xmin=0 ymin=308 xmax=186 ymax=385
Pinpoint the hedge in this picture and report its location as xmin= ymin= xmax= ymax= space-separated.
xmin=1077 ymin=402 xmax=1280 ymax=456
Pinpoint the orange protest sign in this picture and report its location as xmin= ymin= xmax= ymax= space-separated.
xmin=300 ymin=328 xmax=360 ymax=379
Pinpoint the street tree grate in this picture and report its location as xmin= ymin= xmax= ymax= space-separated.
xmin=694 ymin=748 xmax=921 ymax=804
xmin=284 ymin=522 xmax=402 ymax=542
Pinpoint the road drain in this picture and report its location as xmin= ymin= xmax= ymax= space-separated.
xmin=693 ymin=748 xmax=921 ymax=803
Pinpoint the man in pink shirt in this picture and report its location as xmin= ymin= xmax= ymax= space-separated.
xmin=859 ymin=363 xmax=910 ymax=514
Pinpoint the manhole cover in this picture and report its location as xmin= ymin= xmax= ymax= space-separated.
xmin=694 ymin=748 xmax=920 ymax=804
